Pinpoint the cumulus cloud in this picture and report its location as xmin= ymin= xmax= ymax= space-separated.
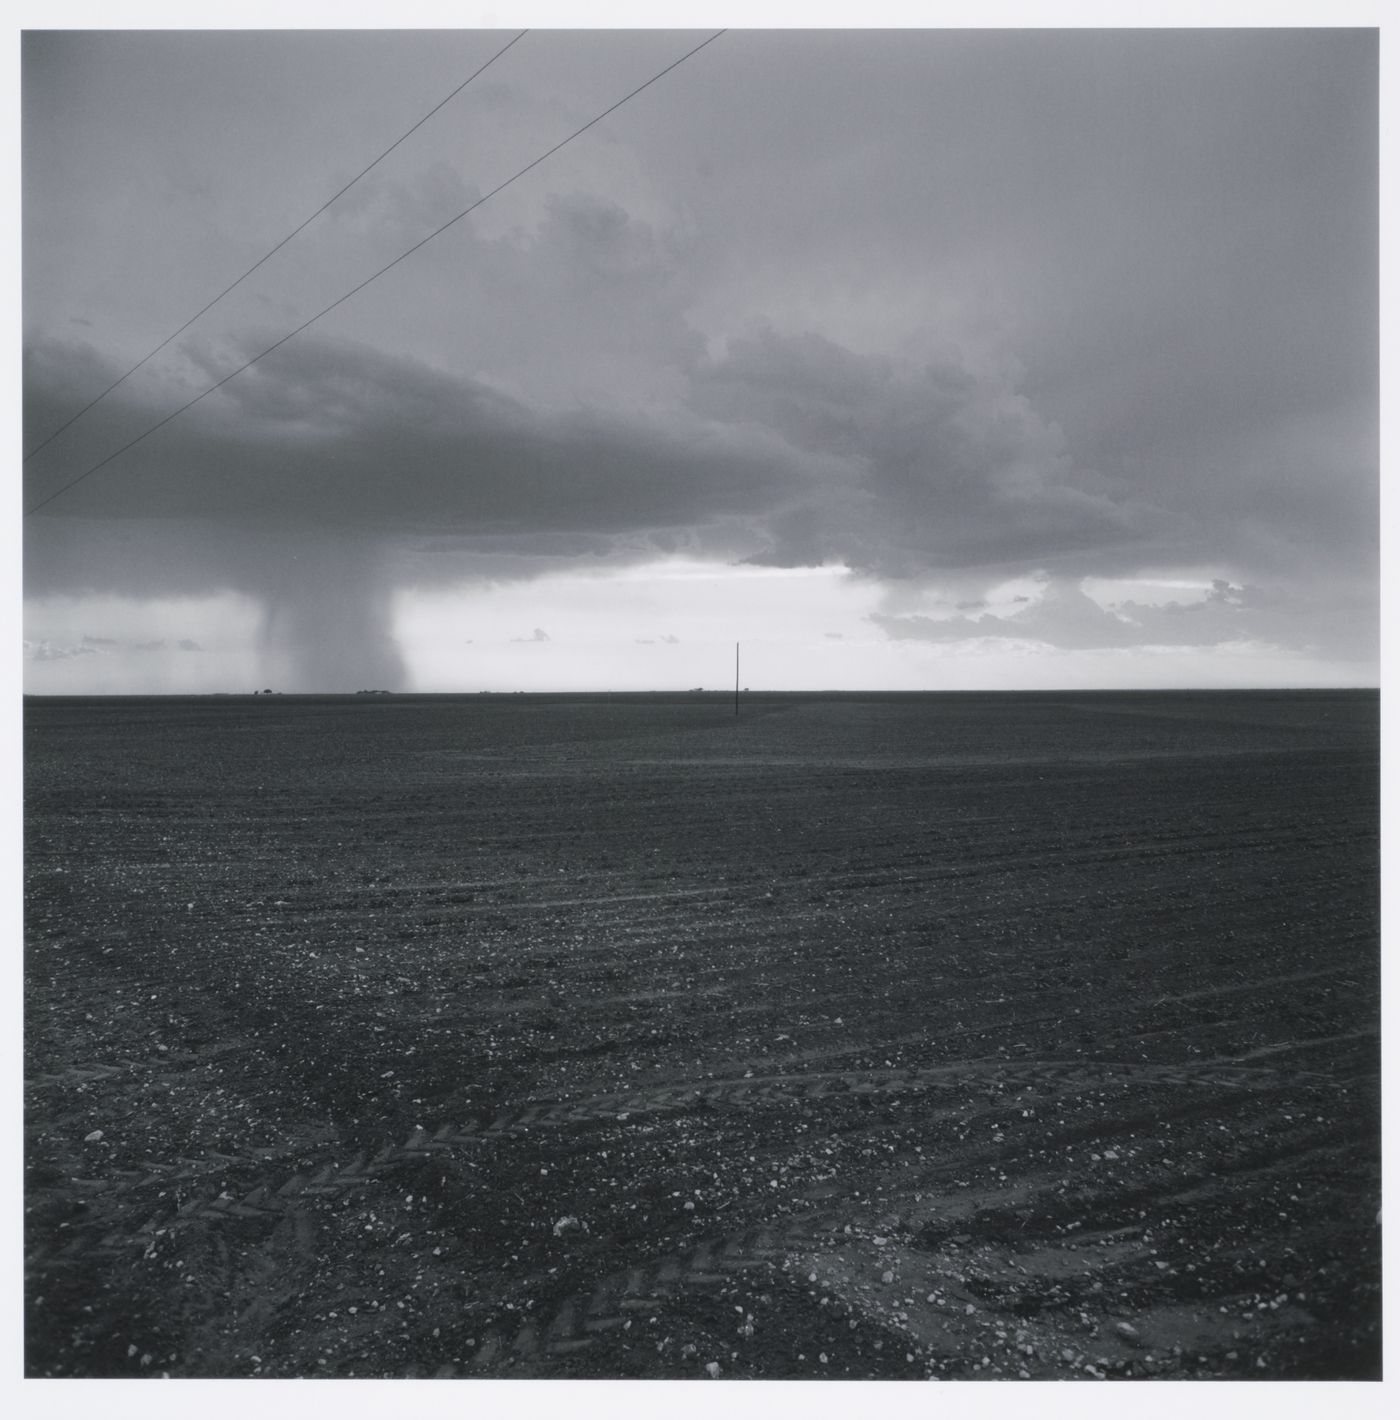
xmin=872 ymin=575 xmax=1374 ymax=661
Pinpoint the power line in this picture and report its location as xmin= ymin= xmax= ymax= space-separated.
xmin=26 ymin=29 xmax=725 ymax=520
xmin=22 ymin=29 xmax=529 ymax=465
xmin=26 ymin=30 xmax=725 ymax=518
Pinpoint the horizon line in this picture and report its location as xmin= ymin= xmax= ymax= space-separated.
xmin=20 ymin=685 xmax=1381 ymax=698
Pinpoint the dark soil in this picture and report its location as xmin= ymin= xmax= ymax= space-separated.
xmin=23 ymin=689 xmax=1380 ymax=1380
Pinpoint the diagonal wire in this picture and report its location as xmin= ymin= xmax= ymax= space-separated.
xmin=25 ymin=29 xmax=725 ymax=519
xmin=22 ymin=29 xmax=529 ymax=465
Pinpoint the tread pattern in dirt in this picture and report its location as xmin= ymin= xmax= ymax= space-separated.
xmin=25 ymin=1037 xmax=256 ymax=1090
xmin=27 ymin=1054 xmax=1333 ymax=1271
xmin=459 ymin=1210 xmax=853 ymax=1375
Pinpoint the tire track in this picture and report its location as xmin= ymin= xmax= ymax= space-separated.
xmin=1225 ymin=1028 xmax=1377 ymax=1067
xmin=26 ymin=1056 xmax=1335 ymax=1269
xmin=486 ymin=1057 xmax=1332 ymax=1130
xmin=25 ymin=1037 xmax=257 ymax=1090
xmin=455 ymin=1114 xmax=1375 ymax=1376
xmin=461 ymin=1209 xmax=856 ymax=1374
xmin=1147 ymin=967 xmax=1369 ymax=1011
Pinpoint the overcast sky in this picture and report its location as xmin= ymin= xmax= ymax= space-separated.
xmin=20 ymin=14 xmax=1379 ymax=692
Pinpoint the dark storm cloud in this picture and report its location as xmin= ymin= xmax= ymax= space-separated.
xmin=689 ymin=328 xmax=1149 ymax=577
xmin=24 ymin=315 xmax=1160 ymax=597
xmin=21 ymin=28 xmax=1377 ymax=679
xmin=677 ymin=29 xmax=1375 ymax=605
xmin=23 ymin=327 xmax=814 ymax=694
xmin=23 ymin=333 xmax=806 ymax=541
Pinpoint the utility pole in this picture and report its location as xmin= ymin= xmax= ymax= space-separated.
xmin=735 ymin=642 xmax=740 ymax=717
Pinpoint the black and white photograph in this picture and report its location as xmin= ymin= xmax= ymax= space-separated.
xmin=15 ymin=1 xmax=1385 ymax=1398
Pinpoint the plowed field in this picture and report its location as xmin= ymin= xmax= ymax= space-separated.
xmin=23 ymin=690 xmax=1380 ymax=1380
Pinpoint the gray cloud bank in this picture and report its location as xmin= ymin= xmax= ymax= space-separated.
xmin=24 ymin=633 xmax=206 ymax=662
xmin=874 ymin=578 xmax=1376 ymax=663
xmin=22 ymin=30 xmax=1377 ymax=687
xmin=24 ymin=293 xmax=1376 ymax=683
xmin=24 ymin=639 xmax=96 ymax=662
xmin=24 ymin=321 xmax=1160 ymax=629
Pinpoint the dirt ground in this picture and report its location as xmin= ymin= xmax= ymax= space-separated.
xmin=23 ymin=689 xmax=1381 ymax=1380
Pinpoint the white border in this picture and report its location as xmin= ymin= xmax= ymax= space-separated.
xmin=6 ymin=7 xmax=1391 ymax=1420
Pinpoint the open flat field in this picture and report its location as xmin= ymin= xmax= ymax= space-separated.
xmin=23 ymin=689 xmax=1380 ymax=1380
